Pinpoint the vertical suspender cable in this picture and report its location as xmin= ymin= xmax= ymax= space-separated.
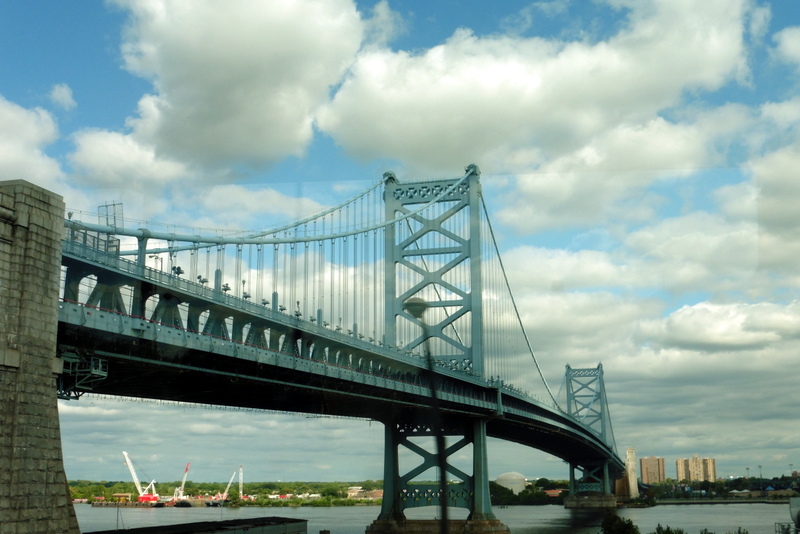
xmin=317 ymin=221 xmax=321 ymax=316
xmin=235 ymin=245 xmax=242 ymax=297
xmin=304 ymin=240 xmax=309 ymax=319
xmin=290 ymin=242 xmax=296 ymax=313
xmin=205 ymin=247 xmax=211 ymax=286
xmin=190 ymin=247 xmax=197 ymax=281
xmin=328 ymin=215 xmax=334 ymax=326
xmin=246 ymin=244 xmax=252 ymax=299
xmin=217 ymin=245 xmax=225 ymax=286
xmin=480 ymin=195 xmax=557 ymax=407
xmin=256 ymin=244 xmax=263 ymax=304
xmin=273 ymin=243 xmax=279 ymax=300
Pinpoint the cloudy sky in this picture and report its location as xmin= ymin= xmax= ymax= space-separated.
xmin=3 ymin=0 xmax=800 ymax=487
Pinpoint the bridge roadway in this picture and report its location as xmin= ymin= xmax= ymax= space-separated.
xmin=58 ymin=239 xmax=622 ymax=475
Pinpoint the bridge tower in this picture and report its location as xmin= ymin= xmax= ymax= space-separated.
xmin=0 ymin=181 xmax=80 ymax=533
xmin=383 ymin=164 xmax=484 ymax=376
xmin=373 ymin=165 xmax=507 ymax=534
xmin=562 ymin=364 xmax=619 ymax=508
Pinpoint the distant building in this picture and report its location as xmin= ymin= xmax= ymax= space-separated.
xmin=626 ymin=448 xmax=640 ymax=499
xmin=346 ymin=487 xmax=383 ymax=500
xmin=676 ymin=454 xmax=716 ymax=482
xmin=495 ymin=472 xmax=527 ymax=494
xmin=640 ymin=456 xmax=666 ymax=484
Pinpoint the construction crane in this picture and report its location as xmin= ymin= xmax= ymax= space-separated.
xmin=172 ymin=463 xmax=190 ymax=501
xmin=122 ymin=451 xmax=159 ymax=503
xmin=222 ymin=469 xmax=237 ymax=500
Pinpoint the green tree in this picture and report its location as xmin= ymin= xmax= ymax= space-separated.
xmin=651 ymin=524 xmax=686 ymax=534
xmin=517 ymin=487 xmax=549 ymax=505
xmin=320 ymin=483 xmax=343 ymax=498
xmin=359 ymin=480 xmax=382 ymax=491
xmin=90 ymin=484 xmax=108 ymax=500
xmin=601 ymin=512 xmax=640 ymax=534
xmin=489 ymin=481 xmax=517 ymax=505
xmin=226 ymin=488 xmax=241 ymax=507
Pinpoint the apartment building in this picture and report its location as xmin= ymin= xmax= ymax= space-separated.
xmin=639 ymin=456 xmax=666 ymax=484
xmin=676 ymin=454 xmax=716 ymax=482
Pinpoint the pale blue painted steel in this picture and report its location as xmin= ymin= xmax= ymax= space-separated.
xmin=383 ymin=164 xmax=483 ymax=375
xmin=564 ymin=364 xmax=618 ymax=497
xmin=59 ymin=168 xmax=625 ymax=515
xmin=564 ymin=364 xmax=616 ymax=449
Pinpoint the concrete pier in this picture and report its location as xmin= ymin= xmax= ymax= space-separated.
xmin=563 ymin=493 xmax=617 ymax=509
xmin=88 ymin=516 xmax=307 ymax=534
xmin=367 ymin=519 xmax=510 ymax=534
xmin=0 ymin=181 xmax=79 ymax=533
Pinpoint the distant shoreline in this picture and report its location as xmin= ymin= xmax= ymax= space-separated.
xmin=653 ymin=499 xmax=790 ymax=505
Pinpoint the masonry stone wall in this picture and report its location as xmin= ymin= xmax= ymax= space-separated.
xmin=0 ymin=181 xmax=79 ymax=533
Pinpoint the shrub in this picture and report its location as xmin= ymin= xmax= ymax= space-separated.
xmin=651 ymin=525 xmax=686 ymax=534
xmin=601 ymin=513 xmax=640 ymax=534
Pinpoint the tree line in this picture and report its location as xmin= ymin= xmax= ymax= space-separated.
xmin=69 ymin=478 xmax=572 ymax=507
xmin=68 ymin=479 xmax=382 ymax=503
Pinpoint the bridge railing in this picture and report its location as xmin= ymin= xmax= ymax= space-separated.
xmin=61 ymin=238 xmax=507 ymax=386
xmin=61 ymin=186 xmax=617 ymax=453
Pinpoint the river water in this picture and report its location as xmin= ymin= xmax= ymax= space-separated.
xmin=75 ymin=503 xmax=794 ymax=534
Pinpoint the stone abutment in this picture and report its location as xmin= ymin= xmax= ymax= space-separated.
xmin=0 ymin=180 xmax=79 ymax=533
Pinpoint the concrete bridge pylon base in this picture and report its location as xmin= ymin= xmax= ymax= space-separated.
xmin=0 ymin=180 xmax=80 ymax=534
xmin=366 ymin=519 xmax=510 ymax=534
xmin=563 ymin=494 xmax=617 ymax=509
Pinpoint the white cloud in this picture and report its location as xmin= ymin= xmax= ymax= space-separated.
xmin=60 ymin=398 xmax=385 ymax=482
xmin=501 ymin=1 xmax=570 ymax=35
xmin=112 ymin=0 xmax=363 ymax=168
xmin=318 ymin=0 xmax=750 ymax=174
xmin=69 ymin=129 xmax=191 ymax=189
xmin=651 ymin=302 xmax=785 ymax=351
xmin=503 ymin=246 xmax=634 ymax=292
xmin=714 ymin=180 xmax=757 ymax=222
xmin=362 ymin=0 xmax=406 ymax=47
xmin=0 ymin=96 xmax=64 ymax=190
xmin=773 ymin=25 xmax=800 ymax=68
xmin=186 ymin=184 xmax=327 ymax=229
xmin=747 ymin=4 xmax=771 ymax=44
xmin=750 ymin=143 xmax=800 ymax=241
xmin=625 ymin=212 xmax=760 ymax=293
xmin=609 ymin=298 xmax=800 ymax=465
xmin=50 ymin=83 xmax=77 ymax=111
xmin=496 ymin=118 xmax=711 ymax=231
xmin=515 ymin=290 xmax=653 ymax=370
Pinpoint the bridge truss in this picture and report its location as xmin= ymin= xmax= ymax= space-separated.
xmin=58 ymin=165 xmax=623 ymax=517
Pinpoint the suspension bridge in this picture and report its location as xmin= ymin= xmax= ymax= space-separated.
xmin=1 ymin=168 xmax=623 ymax=534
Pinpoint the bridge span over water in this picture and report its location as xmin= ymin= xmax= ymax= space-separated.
xmin=1 ymin=169 xmax=623 ymax=534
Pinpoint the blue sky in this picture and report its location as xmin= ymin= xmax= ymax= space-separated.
xmin=3 ymin=0 xmax=800 ymax=487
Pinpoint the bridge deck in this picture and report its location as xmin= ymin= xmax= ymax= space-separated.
xmin=58 ymin=298 xmax=621 ymax=470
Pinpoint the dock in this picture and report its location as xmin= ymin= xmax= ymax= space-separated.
xmin=86 ymin=516 xmax=307 ymax=534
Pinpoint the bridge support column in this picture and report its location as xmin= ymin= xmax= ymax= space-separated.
xmin=563 ymin=461 xmax=617 ymax=509
xmin=0 ymin=181 xmax=80 ymax=533
xmin=370 ymin=417 xmax=508 ymax=534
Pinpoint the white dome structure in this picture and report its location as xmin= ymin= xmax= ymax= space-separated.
xmin=495 ymin=472 xmax=527 ymax=494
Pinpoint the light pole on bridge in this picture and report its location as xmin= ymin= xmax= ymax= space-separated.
xmin=404 ymin=297 xmax=448 ymax=534
xmin=148 ymin=254 xmax=163 ymax=270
